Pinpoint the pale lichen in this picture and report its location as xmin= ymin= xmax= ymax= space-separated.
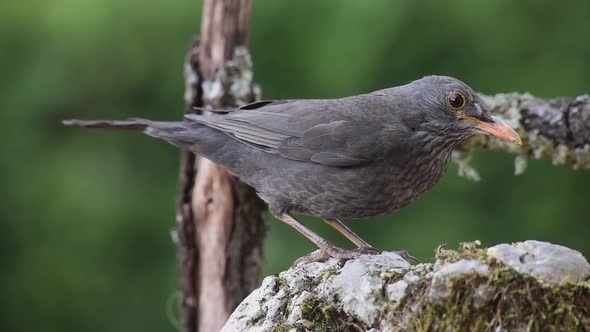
xmin=454 ymin=92 xmax=590 ymax=180
xmin=183 ymin=61 xmax=200 ymax=105
xmin=202 ymin=46 xmax=257 ymax=107
xmin=451 ymin=150 xmax=481 ymax=182
xmin=514 ymin=154 xmax=528 ymax=175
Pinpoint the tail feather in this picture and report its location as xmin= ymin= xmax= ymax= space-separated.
xmin=64 ymin=118 xmax=247 ymax=170
xmin=144 ymin=126 xmax=197 ymax=146
xmin=63 ymin=118 xmax=198 ymax=147
xmin=62 ymin=119 xmax=150 ymax=131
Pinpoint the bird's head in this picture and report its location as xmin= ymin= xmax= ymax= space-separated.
xmin=400 ymin=75 xmax=522 ymax=146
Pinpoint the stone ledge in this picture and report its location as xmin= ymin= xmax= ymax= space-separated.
xmin=221 ymin=241 xmax=590 ymax=332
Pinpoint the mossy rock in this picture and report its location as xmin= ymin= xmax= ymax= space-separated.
xmin=222 ymin=241 xmax=590 ymax=332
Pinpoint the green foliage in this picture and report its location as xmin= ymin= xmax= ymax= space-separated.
xmin=1 ymin=0 xmax=589 ymax=331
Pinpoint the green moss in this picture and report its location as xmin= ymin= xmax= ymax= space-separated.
xmin=291 ymin=266 xmax=339 ymax=295
xmin=268 ymin=243 xmax=588 ymax=331
xmin=381 ymin=270 xmax=404 ymax=282
xmin=302 ymin=275 xmax=320 ymax=290
xmin=383 ymin=243 xmax=590 ymax=331
xmin=435 ymin=240 xmax=489 ymax=264
xmin=271 ymin=323 xmax=295 ymax=332
xmin=277 ymin=275 xmax=288 ymax=290
xmin=372 ymin=288 xmax=385 ymax=302
xmin=318 ymin=266 xmax=337 ymax=283
xmin=299 ymin=296 xmax=364 ymax=332
xmin=300 ymin=297 xmax=337 ymax=331
xmin=370 ymin=270 xmax=406 ymax=306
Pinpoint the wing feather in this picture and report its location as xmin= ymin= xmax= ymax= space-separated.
xmin=185 ymin=98 xmax=383 ymax=167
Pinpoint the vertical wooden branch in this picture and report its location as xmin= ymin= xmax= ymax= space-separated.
xmin=176 ymin=1 xmax=266 ymax=332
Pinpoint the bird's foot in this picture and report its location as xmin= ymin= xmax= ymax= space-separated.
xmin=393 ymin=250 xmax=421 ymax=264
xmin=293 ymin=244 xmax=381 ymax=267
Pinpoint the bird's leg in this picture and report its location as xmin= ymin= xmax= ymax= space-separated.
xmin=273 ymin=213 xmax=377 ymax=266
xmin=324 ymin=218 xmax=420 ymax=264
xmin=323 ymin=218 xmax=380 ymax=254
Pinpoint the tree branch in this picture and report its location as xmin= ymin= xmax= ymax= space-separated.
xmin=176 ymin=1 xmax=266 ymax=332
xmin=454 ymin=93 xmax=590 ymax=180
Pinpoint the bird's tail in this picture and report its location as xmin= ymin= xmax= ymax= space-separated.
xmin=64 ymin=117 xmax=252 ymax=176
xmin=63 ymin=118 xmax=198 ymax=146
xmin=63 ymin=119 xmax=151 ymax=131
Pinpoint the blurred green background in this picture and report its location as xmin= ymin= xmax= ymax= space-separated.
xmin=1 ymin=0 xmax=589 ymax=331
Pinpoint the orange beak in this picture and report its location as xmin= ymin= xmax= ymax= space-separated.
xmin=460 ymin=115 xmax=522 ymax=145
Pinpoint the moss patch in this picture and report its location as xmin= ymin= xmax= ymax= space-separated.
xmin=318 ymin=266 xmax=338 ymax=283
xmin=435 ymin=240 xmax=489 ymax=264
xmin=271 ymin=323 xmax=295 ymax=332
xmin=382 ymin=242 xmax=590 ymax=331
xmin=406 ymin=270 xmax=589 ymax=331
xmin=299 ymin=296 xmax=365 ymax=332
xmin=258 ymin=243 xmax=588 ymax=331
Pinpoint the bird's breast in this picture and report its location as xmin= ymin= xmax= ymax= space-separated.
xmin=253 ymin=137 xmax=457 ymax=220
xmin=329 ymin=144 xmax=455 ymax=219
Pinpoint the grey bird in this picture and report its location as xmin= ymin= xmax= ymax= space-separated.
xmin=64 ymin=75 xmax=522 ymax=264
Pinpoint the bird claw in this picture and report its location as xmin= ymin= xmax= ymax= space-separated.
xmin=356 ymin=246 xmax=382 ymax=255
xmin=292 ymin=244 xmax=382 ymax=267
xmin=292 ymin=249 xmax=330 ymax=267
xmin=292 ymin=247 xmax=420 ymax=267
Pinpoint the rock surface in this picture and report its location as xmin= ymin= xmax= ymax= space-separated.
xmin=487 ymin=240 xmax=589 ymax=284
xmin=221 ymin=241 xmax=590 ymax=332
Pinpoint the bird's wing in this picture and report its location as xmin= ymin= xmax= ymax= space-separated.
xmin=186 ymin=99 xmax=385 ymax=167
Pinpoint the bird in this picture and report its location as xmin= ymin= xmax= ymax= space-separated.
xmin=64 ymin=75 xmax=522 ymax=265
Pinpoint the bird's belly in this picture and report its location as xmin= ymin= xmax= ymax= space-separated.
xmin=284 ymin=162 xmax=448 ymax=220
xmin=249 ymin=149 xmax=452 ymax=220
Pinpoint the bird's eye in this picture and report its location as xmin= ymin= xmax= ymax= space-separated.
xmin=447 ymin=92 xmax=466 ymax=110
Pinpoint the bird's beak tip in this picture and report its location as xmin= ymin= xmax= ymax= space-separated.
xmin=460 ymin=115 xmax=522 ymax=145
xmin=481 ymin=116 xmax=522 ymax=145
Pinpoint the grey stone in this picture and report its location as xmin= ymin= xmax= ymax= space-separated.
xmin=428 ymin=259 xmax=490 ymax=305
xmin=221 ymin=242 xmax=590 ymax=331
xmin=487 ymin=240 xmax=590 ymax=284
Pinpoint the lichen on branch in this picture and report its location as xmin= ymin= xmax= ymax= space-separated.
xmin=454 ymin=93 xmax=590 ymax=179
xmin=201 ymin=46 xmax=260 ymax=108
